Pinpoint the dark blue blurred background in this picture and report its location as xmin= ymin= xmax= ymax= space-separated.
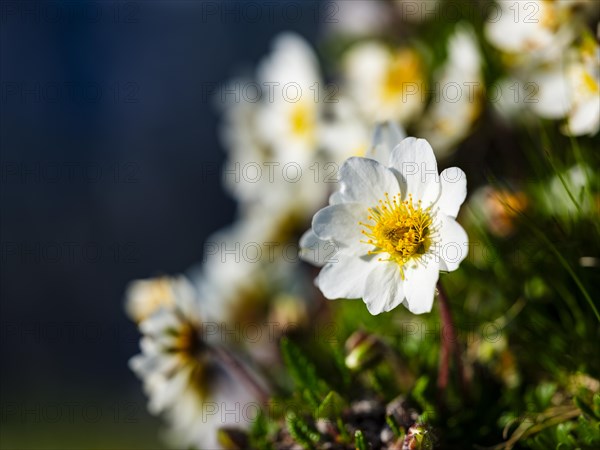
xmin=0 ymin=1 xmax=324 ymax=447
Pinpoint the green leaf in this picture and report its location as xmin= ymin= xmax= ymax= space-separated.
xmin=286 ymin=412 xmax=320 ymax=449
xmin=315 ymin=391 xmax=346 ymax=420
xmin=575 ymin=396 xmax=599 ymax=420
xmin=386 ymin=414 xmax=403 ymax=439
xmin=281 ymin=337 xmax=328 ymax=396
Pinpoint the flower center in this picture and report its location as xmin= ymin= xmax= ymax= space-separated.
xmin=360 ymin=193 xmax=434 ymax=277
xmin=382 ymin=49 xmax=423 ymax=101
xmin=289 ymin=102 xmax=316 ymax=140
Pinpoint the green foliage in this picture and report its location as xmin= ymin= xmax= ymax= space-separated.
xmin=286 ymin=412 xmax=320 ymax=449
xmin=281 ymin=337 xmax=329 ymax=399
xmin=316 ymin=391 xmax=346 ymax=420
xmin=354 ymin=430 xmax=367 ymax=450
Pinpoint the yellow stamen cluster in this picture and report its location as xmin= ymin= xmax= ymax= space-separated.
xmin=382 ymin=49 xmax=423 ymax=100
xmin=360 ymin=193 xmax=434 ymax=278
xmin=290 ymin=102 xmax=315 ymax=139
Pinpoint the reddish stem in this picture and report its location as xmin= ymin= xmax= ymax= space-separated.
xmin=211 ymin=345 xmax=270 ymax=404
xmin=436 ymin=281 xmax=468 ymax=399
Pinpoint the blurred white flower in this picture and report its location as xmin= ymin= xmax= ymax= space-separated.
xmin=256 ymin=32 xmax=324 ymax=165
xmin=342 ymin=42 xmax=426 ymax=125
xmin=220 ymin=94 xmax=328 ymax=219
xmin=199 ymin=218 xmax=312 ymax=362
xmin=301 ymin=138 xmax=468 ymax=315
xmin=130 ymin=277 xmax=259 ymax=450
xmin=418 ymin=25 xmax=483 ymax=156
xmin=125 ymin=275 xmax=196 ymax=323
xmin=485 ymin=0 xmax=576 ymax=62
xmin=564 ymin=35 xmax=600 ymax=135
xmin=219 ymin=37 xmax=330 ymax=223
xmin=528 ymin=35 xmax=599 ymax=135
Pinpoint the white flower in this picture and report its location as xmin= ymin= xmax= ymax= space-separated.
xmin=300 ymin=137 xmax=468 ymax=315
xmin=124 ymin=275 xmax=196 ymax=323
xmin=528 ymin=35 xmax=599 ymax=136
xmin=485 ymin=0 xmax=576 ymax=62
xmin=563 ymin=35 xmax=600 ymax=135
xmin=129 ymin=276 xmax=258 ymax=450
xmin=198 ymin=217 xmax=312 ymax=362
xmin=342 ymin=41 xmax=426 ymax=125
xmin=418 ymin=25 xmax=483 ymax=156
xmin=256 ymin=32 xmax=324 ymax=165
xmin=218 ymin=40 xmax=329 ymax=221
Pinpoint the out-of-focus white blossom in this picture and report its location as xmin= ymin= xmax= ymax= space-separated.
xmin=342 ymin=41 xmax=426 ymax=125
xmin=529 ymin=34 xmax=599 ymax=135
xmin=418 ymin=25 xmax=483 ymax=156
xmin=485 ymin=0 xmax=577 ymax=63
xmin=129 ymin=276 xmax=259 ymax=450
xmin=256 ymin=33 xmax=324 ymax=166
xmin=125 ymin=276 xmax=196 ymax=323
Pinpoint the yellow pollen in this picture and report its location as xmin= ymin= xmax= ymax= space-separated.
xmin=360 ymin=193 xmax=434 ymax=278
xmin=289 ymin=102 xmax=315 ymax=139
xmin=382 ymin=49 xmax=423 ymax=100
xmin=581 ymin=70 xmax=599 ymax=95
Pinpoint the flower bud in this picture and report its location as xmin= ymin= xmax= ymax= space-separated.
xmin=402 ymin=423 xmax=434 ymax=450
xmin=344 ymin=330 xmax=385 ymax=371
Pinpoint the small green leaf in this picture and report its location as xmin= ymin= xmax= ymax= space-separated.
xmin=316 ymin=391 xmax=346 ymax=420
xmin=575 ymin=395 xmax=599 ymax=420
xmin=286 ymin=412 xmax=320 ymax=449
xmin=281 ymin=337 xmax=328 ymax=396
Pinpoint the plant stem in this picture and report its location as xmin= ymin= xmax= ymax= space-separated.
xmin=210 ymin=344 xmax=270 ymax=404
xmin=436 ymin=281 xmax=468 ymax=399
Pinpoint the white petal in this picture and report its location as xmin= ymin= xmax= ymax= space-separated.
xmin=362 ymin=262 xmax=405 ymax=315
xmin=437 ymin=213 xmax=469 ymax=272
xmin=337 ymin=157 xmax=400 ymax=206
xmin=567 ymin=98 xmax=600 ymax=136
xmin=368 ymin=121 xmax=406 ymax=163
xmin=329 ymin=189 xmax=344 ymax=205
xmin=404 ymin=258 xmax=439 ymax=314
xmin=316 ymin=255 xmax=377 ymax=299
xmin=312 ymin=203 xmax=366 ymax=251
xmin=437 ymin=167 xmax=467 ymax=218
xmin=299 ymin=229 xmax=338 ymax=267
xmin=389 ymin=137 xmax=440 ymax=206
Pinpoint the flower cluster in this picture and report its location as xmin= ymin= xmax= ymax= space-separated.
xmin=126 ymin=3 xmax=600 ymax=449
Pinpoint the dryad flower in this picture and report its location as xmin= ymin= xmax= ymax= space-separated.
xmin=129 ymin=275 xmax=258 ymax=450
xmin=418 ymin=25 xmax=483 ymax=156
xmin=256 ymin=32 xmax=324 ymax=165
xmin=124 ymin=275 xmax=195 ymax=323
xmin=300 ymin=137 xmax=468 ymax=315
xmin=485 ymin=0 xmax=576 ymax=61
xmin=343 ymin=42 xmax=426 ymax=125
